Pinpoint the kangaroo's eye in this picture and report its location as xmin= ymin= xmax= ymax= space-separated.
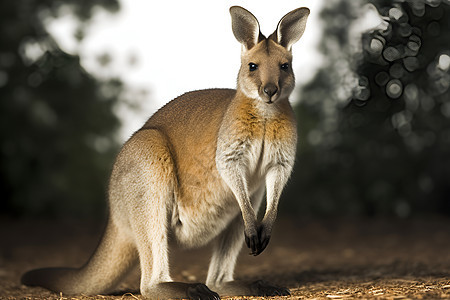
xmin=281 ymin=63 xmax=289 ymax=71
xmin=249 ymin=63 xmax=258 ymax=72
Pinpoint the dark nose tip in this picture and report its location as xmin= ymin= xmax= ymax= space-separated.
xmin=263 ymin=84 xmax=278 ymax=98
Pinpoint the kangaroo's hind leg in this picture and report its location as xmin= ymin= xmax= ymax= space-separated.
xmin=206 ymin=185 xmax=290 ymax=297
xmin=116 ymin=129 xmax=219 ymax=300
xmin=205 ymin=186 xmax=264 ymax=296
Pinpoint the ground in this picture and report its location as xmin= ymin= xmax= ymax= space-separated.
xmin=0 ymin=217 xmax=449 ymax=299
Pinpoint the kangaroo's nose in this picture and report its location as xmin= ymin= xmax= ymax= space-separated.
xmin=263 ymin=84 xmax=278 ymax=98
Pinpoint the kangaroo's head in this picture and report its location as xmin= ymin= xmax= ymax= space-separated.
xmin=230 ymin=6 xmax=310 ymax=104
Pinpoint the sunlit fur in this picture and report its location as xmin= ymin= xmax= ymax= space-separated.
xmin=21 ymin=6 xmax=309 ymax=300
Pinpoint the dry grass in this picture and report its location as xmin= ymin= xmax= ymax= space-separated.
xmin=1 ymin=218 xmax=449 ymax=299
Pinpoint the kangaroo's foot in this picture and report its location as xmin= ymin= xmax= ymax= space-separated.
xmin=142 ymin=282 xmax=220 ymax=300
xmin=187 ymin=283 xmax=220 ymax=300
xmin=250 ymin=280 xmax=290 ymax=296
xmin=212 ymin=279 xmax=290 ymax=297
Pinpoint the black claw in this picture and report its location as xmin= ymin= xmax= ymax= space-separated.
xmin=253 ymin=236 xmax=259 ymax=254
xmin=281 ymin=287 xmax=291 ymax=296
xmin=245 ymin=232 xmax=259 ymax=255
xmin=187 ymin=283 xmax=220 ymax=300
xmin=259 ymin=234 xmax=270 ymax=254
xmin=257 ymin=225 xmax=270 ymax=249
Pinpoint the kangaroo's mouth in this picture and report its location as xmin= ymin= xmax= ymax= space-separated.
xmin=262 ymin=92 xmax=278 ymax=104
xmin=260 ymin=84 xmax=279 ymax=104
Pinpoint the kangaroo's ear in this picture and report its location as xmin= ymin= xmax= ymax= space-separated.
xmin=270 ymin=7 xmax=310 ymax=51
xmin=230 ymin=6 xmax=265 ymax=50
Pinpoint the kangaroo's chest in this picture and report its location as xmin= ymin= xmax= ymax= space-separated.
xmin=220 ymin=120 xmax=292 ymax=176
xmin=216 ymin=106 xmax=296 ymax=188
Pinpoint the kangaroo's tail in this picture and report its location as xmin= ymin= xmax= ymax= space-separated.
xmin=21 ymin=220 xmax=137 ymax=295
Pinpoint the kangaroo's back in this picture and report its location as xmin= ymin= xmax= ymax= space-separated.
xmin=142 ymin=88 xmax=235 ymax=151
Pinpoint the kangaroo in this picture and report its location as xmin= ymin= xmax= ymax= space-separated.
xmin=22 ymin=6 xmax=309 ymax=300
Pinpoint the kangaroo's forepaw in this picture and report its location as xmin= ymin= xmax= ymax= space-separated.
xmin=257 ymin=225 xmax=271 ymax=255
xmin=244 ymin=225 xmax=271 ymax=256
xmin=251 ymin=280 xmax=291 ymax=296
xmin=186 ymin=283 xmax=220 ymax=300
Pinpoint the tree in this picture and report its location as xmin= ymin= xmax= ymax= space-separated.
xmin=285 ymin=0 xmax=450 ymax=216
xmin=353 ymin=0 xmax=450 ymax=215
xmin=0 ymin=0 xmax=123 ymax=217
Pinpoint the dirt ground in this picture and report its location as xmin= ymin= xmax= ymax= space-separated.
xmin=0 ymin=217 xmax=449 ymax=299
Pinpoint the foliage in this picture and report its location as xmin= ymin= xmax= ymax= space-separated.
xmin=2 ymin=0 xmax=448 ymax=218
xmin=285 ymin=0 xmax=450 ymax=217
xmin=0 ymin=0 xmax=122 ymax=217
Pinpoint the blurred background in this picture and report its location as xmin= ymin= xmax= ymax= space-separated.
xmin=1 ymin=0 xmax=449 ymax=220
